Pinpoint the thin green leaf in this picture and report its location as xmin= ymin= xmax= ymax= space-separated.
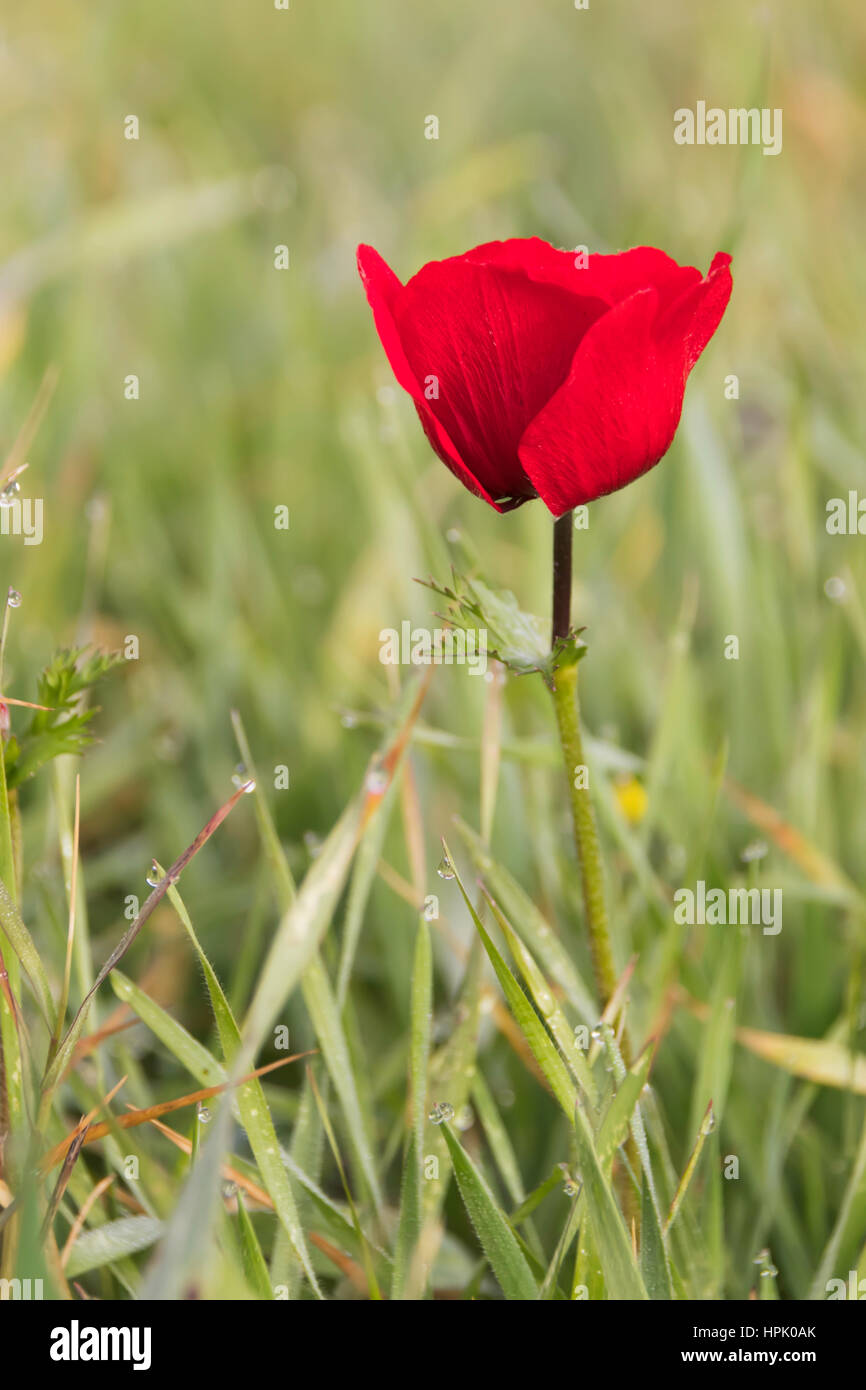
xmin=440 ymin=1124 xmax=538 ymax=1301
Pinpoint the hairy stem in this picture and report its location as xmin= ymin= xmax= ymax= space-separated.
xmin=550 ymin=658 xmax=619 ymax=1009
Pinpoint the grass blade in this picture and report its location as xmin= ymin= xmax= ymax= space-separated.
xmin=440 ymin=1123 xmax=538 ymax=1300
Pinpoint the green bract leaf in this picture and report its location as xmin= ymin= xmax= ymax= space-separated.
xmin=421 ymin=569 xmax=585 ymax=684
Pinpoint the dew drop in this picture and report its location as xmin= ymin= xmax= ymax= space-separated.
xmin=436 ymin=854 xmax=455 ymax=880
xmin=303 ymin=831 xmax=323 ymax=859
xmin=537 ymin=989 xmax=555 ymax=1017
xmin=340 ymin=712 xmax=358 ymax=729
xmin=428 ymin=1101 xmax=454 ymax=1125
xmin=197 ymin=1103 xmax=211 ymax=1123
xmin=365 ymin=765 xmax=388 ymax=795
xmin=0 ymin=480 xmax=20 ymax=507
xmin=741 ymin=839 xmax=768 ymax=863
xmin=6 ymin=588 xmax=21 ymax=609
xmin=145 ymin=860 xmax=160 ymax=888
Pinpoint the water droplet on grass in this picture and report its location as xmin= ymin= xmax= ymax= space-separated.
xmin=304 ymin=831 xmax=323 ymax=858
xmin=428 ymin=1101 xmax=454 ymax=1125
xmin=365 ymin=765 xmax=387 ymax=795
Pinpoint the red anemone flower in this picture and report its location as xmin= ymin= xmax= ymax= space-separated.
xmin=357 ymin=238 xmax=732 ymax=516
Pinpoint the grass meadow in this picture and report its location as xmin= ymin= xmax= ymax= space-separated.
xmin=1 ymin=0 xmax=866 ymax=1302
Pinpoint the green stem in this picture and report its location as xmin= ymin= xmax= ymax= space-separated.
xmin=550 ymin=658 xmax=618 ymax=1009
xmin=548 ymin=517 xmax=638 ymax=1225
xmin=548 ymin=512 xmax=619 ymax=1013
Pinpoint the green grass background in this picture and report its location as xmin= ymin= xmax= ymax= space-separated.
xmin=2 ymin=0 xmax=866 ymax=1299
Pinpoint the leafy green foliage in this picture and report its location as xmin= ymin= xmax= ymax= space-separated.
xmin=4 ymin=647 xmax=122 ymax=790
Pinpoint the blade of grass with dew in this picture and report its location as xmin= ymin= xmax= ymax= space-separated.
xmin=0 ymin=878 xmax=55 ymax=1028
xmin=277 ymin=1145 xmax=392 ymax=1279
xmin=109 ymin=970 xmax=226 ymax=1088
xmin=540 ymin=1195 xmax=582 ymax=1301
xmin=471 ymin=1071 xmax=526 ymax=1210
xmin=238 ymin=673 xmax=429 ymax=1072
xmin=597 ymin=1021 xmax=665 ymax=1245
xmin=689 ymin=929 xmax=741 ymax=1136
xmin=665 ymin=1102 xmax=715 ymax=1239
xmin=640 ymin=1174 xmax=673 ymax=1299
xmin=423 ymin=936 xmax=484 ymax=1229
xmin=138 ymin=1098 xmax=235 ymax=1301
xmin=510 ymin=1168 xmax=566 ymax=1228
xmin=447 ymin=844 xmax=577 ymax=1121
xmin=163 ymin=879 xmax=321 ymax=1294
xmin=228 ymin=720 xmax=385 ymax=1216
xmin=452 ymin=815 xmax=596 ymax=1021
xmin=64 ymin=1215 xmax=165 ymax=1280
xmin=640 ymin=1084 xmax=704 ymax=1287
xmin=235 ymin=1192 xmax=273 ymax=1299
xmin=392 ymin=917 xmax=432 ymax=1299
xmin=596 ymin=1039 xmax=655 ymax=1173
xmin=572 ymin=1098 xmax=649 ymax=1300
xmin=701 ymin=1131 xmax=725 ymax=1299
xmin=301 ymin=955 xmax=383 ymax=1215
xmin=471 ymin=1074 xmax=546 ymax=1264
xmin=0 ymin=606 xmax=23 ymax=1150
xmin=307 ymin=1066 xmax=381 ymax=1300
xmin=808 ymin=1109 xmax=866 ymax=1298
xmin=39 ymin=780 xmax=255 ymax=1120
xmin=337 ymin=772 xmax=399 ymax=1006
xmin=440 ymin=1123 xmax=539 ymax=1301
xmin=278 ymin=1078 xmax=327 ymax=1298
xmin=483 ymin=888 xmax=597 ymax=1104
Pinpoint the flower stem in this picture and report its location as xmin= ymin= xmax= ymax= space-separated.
xmin=549 ymin=516 xmax=639 ymax=1223
xmin=551 ymin=511 xmax=573 ymax=647
xmin=551 ymin=659 xmax=619 ymax=1009
xmin=548 ymin=512 xmax=619 ymax=1011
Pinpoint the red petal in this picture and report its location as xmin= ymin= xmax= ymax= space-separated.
xmin=393 ymin=256 xmax=605 ymax=501
xmin=654 ymin=251 xmax=733 ymax=371
xmin=463 ymin=239 xmax=702 ymax=311
xmin=357 ymin=244 xmax=508 ymax=509
xmin=518 ymin=254 xmax=732 ymax=516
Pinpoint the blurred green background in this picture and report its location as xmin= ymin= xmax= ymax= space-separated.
xmin=2 ymin=0 xmax=866 ymax=1297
